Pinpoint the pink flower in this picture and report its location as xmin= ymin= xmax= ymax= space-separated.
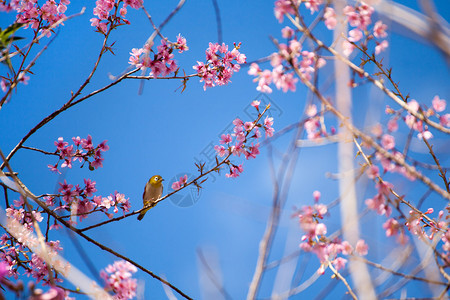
xmin=373 ymin=20 xmax=387 ymax=38
xmin=101 ymin=196 xmax=114 ymax=209
xmin=304 ymin=0 xmax=323 ymax=14
xmin=387 ymin=118 xmax=398 ymax=132
xmin=244 ymin=143 xmax=260 ymax=160
xmin=314 ymin=203 xmax=327 ymax=217
xmin=17 ymin=72 xmax=29 ymax=85
xmin=313 ymin=190 xmax=321 ymax=202
xmin=124 ymin=0 xmax=143 ymax=9
xmin=128 ymin=48 xmax=144 ymax=67
xmin=371 ymin=123 xmax=383 ymax=137
xmin=0 ymin=78 xmax=9 ymax=92
xmin=72 ymin=136 xmax=81 ymax=146
xmin=84 ymin=179 xmax=97 ymax=197
xmin=440 ymin=114 xmax=450 ymax=127
xmin=281 ymin=26 xmax=294 ymax=38
xmin=342 ymin=40 xmax=355 ymax=57
xmin=376 ymin=181 xmax=393 ymax=196
xmin=417 ymin=130 xmax=433 ymax=140
xmin=274 ymin=0 xmax=295 ymax=22
xmin=383 ymin=218 xmax=400 ymax=237
xmin=241 ymin=122 xmax=251 ymax=132
xmin=31 ymin=287 xmax=65 ymax=300
xmin=332 ymin=257 xmax=347 ymax=271
xmin=54 ymin=137 xmax=68 ymax=151
xmin=348 ymin=29 xmax=363 ymax=42
xmin=272 ymin=68 xmax=298 ymax=92
xmin=366 ymin=165 xmax=379 ymax=179
xmin=375 ymin=40 xmax=388 ymax=55
xmin=248 ymin=63 xmax=261 ymax=76
xmin=220 ymin=134 xmax=232 ymax=144
xmin=214 ymin=145 xmax=228 ymax=157
xmin=233 ymin=118 xmax=244 ymax=127
xmin=340 ymin=241 xmax=353 ymax=255
xmin=264 ymin=116 xmax=274 ymax=137
xmin=315 ymin=223 xmax=327 ymax=236
xmin=408 ymin=100 xmax=420 ymax=113
xmin=381 ymin=134 xmax=395 ymax=150
xmin=355 ymin=239 xmax=368 ymax=256
xmin=81 ymin=135 xmax=93 ymax=151
xmin=98 ymin=140 xmax=109 ymax=151
xmin=119 ymin=7 xmax=127 ymax=17
xmin=226 ymin=164 xmax=243 ymax=178
xmin=91 ymin=156 xmax=104 ymax=169
xmin=175 ymin=34 xmax=189 ymax=53
xmin=306 ymin=104 xmax=317 ymax=117
xmin=432 ymin=95 xmax=446 ymax=112
xmin=365 ymin=193 xmax=391 ymax=216
xmin=324 ymin=7 xmax=337 ymax=29
xmin=48 ymin=164 xmax=59 ymax=173
xmin=251 ymin=100 xmax=261 ymax=110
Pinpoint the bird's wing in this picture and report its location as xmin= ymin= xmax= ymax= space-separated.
xmin=142 ymin=184 xmax=148 ymax=204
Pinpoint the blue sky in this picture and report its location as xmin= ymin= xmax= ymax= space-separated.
xmin=1 ymin=1 xmax=449 ymax=299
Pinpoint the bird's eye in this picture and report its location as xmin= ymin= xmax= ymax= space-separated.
xmin=154 ymin=177 xmax=158 ymax=180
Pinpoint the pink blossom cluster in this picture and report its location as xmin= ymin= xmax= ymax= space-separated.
xmin=90 ymin=0 xmax=143 ymax=33
xmin=5 ymin=199 xmax=40 ymax=223
xmin=384 ymin=210 xmax=450 ymax=264
xmin=0 ymin=216 xmax=68 ymax=286
xmin=343 ymin=2 xmax=389 ymax=56
xmin=100 ymin=260 xmax=137 ymax=300
xmin=248 ymin=38 xmax=325 ymax=93
xmin=129 ymin=34 xmax=188 ymax=77
xmin=172 ymin=174 xmax=188 ymax=191
xmin=365 ymin=180 xmax=393 ymax=217
xmin=322 ymin=2 xmax=389 ymax=56
xmin=193 ymin=42 xmax=246 ymax=90
xmin=54 ymin=180 xmax=130 ymax=221
xmin=297 ymin=194 xmax=368 ymax=274
xmin=365 ymin=95 xmax=449 ymax=181
xmin=1 ymin=190 xmax=129 ymax=289
xmin=213 ymin=101 xmax=274 ymax=178
xmin=274 ymin=0 xmax=326 ymax=21
xmin=273 ymin=0 xmax=296 ymax=22
xmin=48 ymin=135 xmax=109 ymax=173
xmin=1 ymin=71 xmax=30 ymax=94
xmin=29 ymin=286 xmax=66 ymax=300
xmin=369 ymin=96 xmax=447 ymax=181
xmin=386 ymin=96 xmax=449 ymax=139
xmin=274 ymin=1 xmax=389 ymax=56
xmin=302 ymin=104 xmax=337 ymax=140
xmin=1 ymin=0 xmax=70 ymax=33
xmin=365 ymin=129 xmax=418 ymax=180
xmin=27 ymin=241 xmax=66 ymax=284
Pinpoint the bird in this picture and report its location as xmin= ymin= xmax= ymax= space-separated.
xmin=137 ymin=175 xmax=164 ymax=221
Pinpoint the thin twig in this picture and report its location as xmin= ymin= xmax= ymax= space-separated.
xmin=327 ymin=261 xmax=358 ymax=300
xmin=21 ymin=146 xmax=58 ymax=156
xmin=353 ymin=256 xmax=446 ymax=286
xmin=421 ymin=137 xmax=450 ymax=193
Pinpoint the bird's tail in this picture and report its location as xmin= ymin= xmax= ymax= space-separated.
xmin=137 ymin=207 xmax=150 ymax=221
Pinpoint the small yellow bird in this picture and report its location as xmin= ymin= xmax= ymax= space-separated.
xmin=137 ymin=175 xmax=164 ymax=221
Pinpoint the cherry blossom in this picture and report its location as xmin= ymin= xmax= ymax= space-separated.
xmin=101 ymin=260 xmax=137 ymax=300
